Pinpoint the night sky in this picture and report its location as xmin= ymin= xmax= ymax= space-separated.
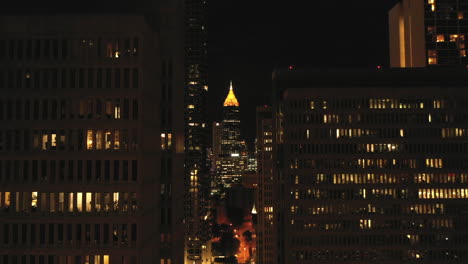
xmin=209 ymin=0 xmax=400 ymax=145
xmin=2 ymin=0 xmax=400 ymax=146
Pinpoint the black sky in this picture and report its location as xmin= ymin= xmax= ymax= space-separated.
xmin=2 ymin=0 xmax=400 ymax=146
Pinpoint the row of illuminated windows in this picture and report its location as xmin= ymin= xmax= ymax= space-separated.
xmin=0 ymin=191 xmax=138 ymax=214
xmin=289 ymin=98 xmax=450 ymax=110
xmin=404 ymin=203 xmax=445 ymax=214
xmin=287 ymin=113 xmax=464 ymax=125
xmin=0 ymin=255 xmax=116 ymax=264
xmin=294 ymin=173 xmax=468 ymax=185
xmin=0 ymin=68 xmax=139 ymax=90
xmin=290 ymin=188 xmax=408 ymax=200
xmin=0 ymin=97 xmax=138 ymax=121
xmin=291 ymin=188 xmax=468 ymax=200
xmin=289 ymin=143 xmax=468 ymax=154
xmin=294 ymin=127 xmax=468 ymax=140
xmin=0 ymin=160 xmax=138 ymax=184
xmin=290 ymin=234 xmax=461 ymax=248
xmin=0 ymin=222 xmax=137 ymax=247
xmin=0 ymin=37 xmax=139 ymax=61
xmin=433 ymin=33 xmax=466 ymax=43
xmin=0 ymin=129 xmax=137 ymax=152
xmin=292 ymin=217 xmax=452 ymax=232
xmin=418 ymin=188 xmax=468 ymax=199
xmin=292 ymin=249 xmax=463 ymax=262
xmin=288 ymin=158 xmax=462 ymax=169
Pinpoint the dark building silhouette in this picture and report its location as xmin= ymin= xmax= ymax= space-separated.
xmin=0 ymin=6 xmax=186 ymax=264
xmin=183 ymin=0 xmax=211 ymax=262
xmin=270 ymin=68 xmax=468 ymax=264
xmin=389 ymin=0 xmax=468 ymax=67
xmin=254 ymin=106 xmax=276 ymax=264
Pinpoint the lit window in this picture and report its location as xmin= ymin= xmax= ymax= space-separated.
xmin=77 ymin=193 xmax=83 ymax=212
xmin=161 ymin=133 xmax=166 ymax=150
xmin=114 ymin=130 xmax=120 ymax=150
xmin=428 ymin=57 xmax=437 ymax=65
xmin=460 ymin=50 xmax=467 ymax=57
xmin=31 ymin=192 xmax=38 ymax=208
xmin=436 ymin=35 xmax=445 ymax=42
xmin=87 ymin=130 xmax=93 ymax=150
xmin=86 ymin=193 xmax=92 ymax=212
xmin=450 ymin=34 xmax=459 ymax=42
xmin=187 ymin=104 xmax=195 ymax=109
xmin=105 ymin=131 xmax=112 ymax=149
xmin=114 ymin=106 xmax=121 ymax=119
xmin=96 ymin=130 xmax=103 ymax=150
xmin=359 ymin=219 xmax=372 ymax=230
xmin=459 ymin=11 xmax=464 ymax=19
xmin=167 ymin=133 xmax=172 ymax=150
xmin=428 ymin=50 xmax=437 ymax=57
xmin=69 ymin=193 xmax=74 ymax=212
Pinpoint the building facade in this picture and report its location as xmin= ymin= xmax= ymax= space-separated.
xmin=389 ymin=0 xmax=468 ymax=67
xmin=254 ymin=106 xmax=276 ymax=264
xmin=184 ymin=0 xmax=211 ymax=263
xmin=272 ymin=68 xmax=468 ymax=264
xmin=0 ymin=14 xmax=186 ymax=264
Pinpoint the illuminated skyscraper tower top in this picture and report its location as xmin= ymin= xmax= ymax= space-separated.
xmin=224 ymin=81 xmax=240 ymax=107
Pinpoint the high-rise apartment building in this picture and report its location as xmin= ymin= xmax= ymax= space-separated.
xmin=183 ymin=0 xmax=210 ymax=263
xmin=0 ymin=13 xmax=185 ymax=264
xmin=271 ymin=68 xmax=468 ymax=264
xmin=254 ymin=106 xmax=276 ymax=264
xmin=389 ymin=0 xmax=468 ymax=67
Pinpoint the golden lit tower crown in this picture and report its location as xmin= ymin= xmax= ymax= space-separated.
xmin=223 ymin=80 xmax=240 ymax=107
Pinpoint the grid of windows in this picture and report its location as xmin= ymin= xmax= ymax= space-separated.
xmin=280 ymin=93 xmax=468 ymax=263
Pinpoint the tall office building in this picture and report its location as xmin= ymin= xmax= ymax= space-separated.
xmin=254 ymin=106 xmax=276 ymax=264
xmin=0 ymin=13 xmax=185 ymax=264
xmin=183 ymin=0 xmax=210 ymax=263
xmin=271 ymin=68 xmax=468 ymax=264
xmin=389 ymin=0 xmax=468 ymax=67
xmin=211 ymin=82 xmax=247 ymax=188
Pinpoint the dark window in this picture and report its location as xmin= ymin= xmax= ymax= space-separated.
xmin=97 ymin=69 xmax=103 ymax=89
xmin=124 ymin=68 xmax=130 ymax=88
xmin=43 ymin=39 xmax=50 ymax=58
xmin=115 ymin=68 xmax=121 ymax=89
xmin=88 ymin=68 xmax=94 ymax=88
xmin=62 ymin=39 xmax=68 ymax=59
xmin=133 ymin=68 xmax=139 ymax=89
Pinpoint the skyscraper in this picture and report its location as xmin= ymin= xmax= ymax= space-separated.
xmin=389 ymin=0 xmax=468 ymax=67
xmin=0 ymin=13 xmax=185 ymax=263
xmin=184 ymin=0 xmax=210 ymax=263
xmin=254 ymin=106 xmax=276 ymax=264
xmin=212 ymin=82 xmax=247 ymax=188
xmin=271 ymin=68 xmax=468 ymax=264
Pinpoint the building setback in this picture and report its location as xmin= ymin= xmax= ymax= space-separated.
xmin=0 ymin=13 xmax=185 ymax=264
xmin=271 ymin=68 xmax=468 ymax=264
xmin=389 ymin=0 xmax=468 ymax=67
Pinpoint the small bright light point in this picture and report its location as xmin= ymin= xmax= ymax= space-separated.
xmin=289 ymin=65 xmax=293 ymax=70
xmin=377 ymin=65 xmax=382 ymax=69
